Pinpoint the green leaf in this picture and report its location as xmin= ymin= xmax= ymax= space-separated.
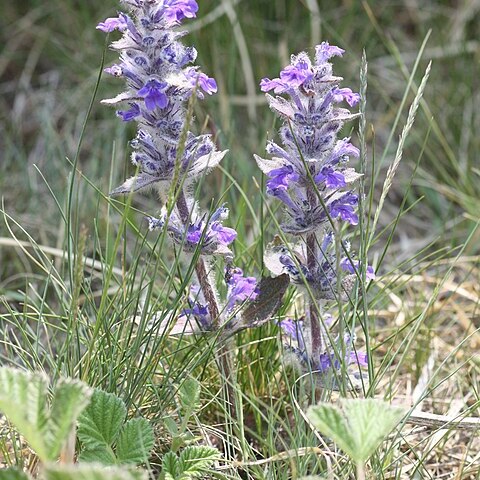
xmin=46 ymin=378 xmax=92 ymax=460
xmin=0 ymin=369 xmax=92 ymax=463
xmin=171 ymin=435 xmax=186 ymax=453
xmin=0 ymin=467 xmax=32 ymax=480
xmin=178 ymin=446 xmax=220 ymax=478
xmin=78 ymin=389 xmax=127 ymax=450
xmin=163 ymin=416 xmax=178 ymax=436
xmin=342 ymin=399 xmax=405 ymax=462
xmin=161 ymin=451 xmax=179 ymax=478
xmin=178 ymin=379 xmax=200 ymax=412
xmin=307 ymin=399 xmax=405 ymax=463
xmin=0 ymin=368 xmax=50 ymax=461
xmin=79 ymin=446 xmax=117 ymax=465
xmin=44 ymin=464 xmax=147 ymax=480
xmin=116 ymin=418 xmax=155 ymax=465
xmin=307 ymin=403 xmax=356 ymax=460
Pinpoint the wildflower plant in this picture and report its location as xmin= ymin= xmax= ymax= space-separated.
xmin=256 ymin=43 xmax=374 ymax=389
xmin=96 ymin=1 xmax=288 ymax=366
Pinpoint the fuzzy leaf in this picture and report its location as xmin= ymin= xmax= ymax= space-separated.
xmin=101 ymin=91 xmax=132 ymax=106
xmin=307 ymin=403 xmax=356 ymax=459
xmin=163 ymin=416 xmax=179 ymax=436
xmin=0 ymin=368 xmax=50 ymax=461
xmin=0 ymin=369 xmax=92 ymax=462
xmin=342 ymin=399 xmax=405 ymax=462
xmin=178 ymin=378 xmax=201 ymax=412
xmin=47 ymin=378 xmax=92 ymax=460
xmin=0 ymin=468 xmax=32 ymax=480
xmin=253 ymin=154 xmax=283 ymax=175
xmin=265 ymin=93 xmax=295 ymax=119
xmin=44 ymin=464 xmax=147 ymax=480
xmin=79 ymin=446 xmax=117 ymax=465
xmin=161 ymin=451 xmax=180 ymax=478
xmin=308 ymin=399 xmax=405 ymax=463
xmin=116 ymin=418 xmax=155 ymax=465
xmin=178 ymin=446 xmax=220 ymax=477
xmin=78 ymin=389 xmax=127 ymax=450
xmin=242 ymin=274 xmax=289 ymax=327
xmin=109 ymin=174 xmax=160 ymax=196
xmin=188 ymin=150 xmax=227 ymax=176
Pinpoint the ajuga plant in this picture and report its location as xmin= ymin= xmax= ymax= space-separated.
xmin=255 ymin=43 xmax=375 ymax=390
xmin=96 ymin=0 xmax=288 ymax=385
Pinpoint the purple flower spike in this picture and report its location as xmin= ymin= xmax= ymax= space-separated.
xmin=256 ymin=41 xmax=373 ymax=389
xmin=100 ymin=0 xmax=259 ymax=343
xmin=138 ymin=79 xmax=168 ymax=110
xmin=164 ymin=0 xmax=199 ymax=24
xmin=96 ymin=16 xmax=127 ymax=32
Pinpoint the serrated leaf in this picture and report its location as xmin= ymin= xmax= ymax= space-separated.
xmin=79 ymin=445 xmax=117 ymax=465
xmin=308 ymin=399 xmax=405 ymax=463
xmin=46 ymin=378 xmax=92 ymax=460
xmin=178 ymin=446 xmax=220 ymax=477
xmin=78 ymin=389 xmax=126 ymax=450
xmin=44 ymin=464 xmax=147 ymax=480
xmin=0 ymin=467 xmax=32 ymax=480
xmin=116 ymin=418 xmax=155 ymax=465
xmin=307 ymin=403 xmax=356 ymax=459
xmin=0 ymin=368 xmax=50 ymax=461
xmin=342 ymin=399 xmax=405 ymax=462
xmin=178 ymin=378 xmax=200 ymax=412
xmin=161 ymin=451 xmax=180 ymax=478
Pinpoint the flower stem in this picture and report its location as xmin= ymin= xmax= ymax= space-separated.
xmin=306 ymin=183 xmax=322 ymax=361
xmin=176 ymin=189 xmax=238 ymax=432
xmin=175 ymin=190 xmax=221 ymax=325
xmin=306 ymin=232 xmax=322 ymax=360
